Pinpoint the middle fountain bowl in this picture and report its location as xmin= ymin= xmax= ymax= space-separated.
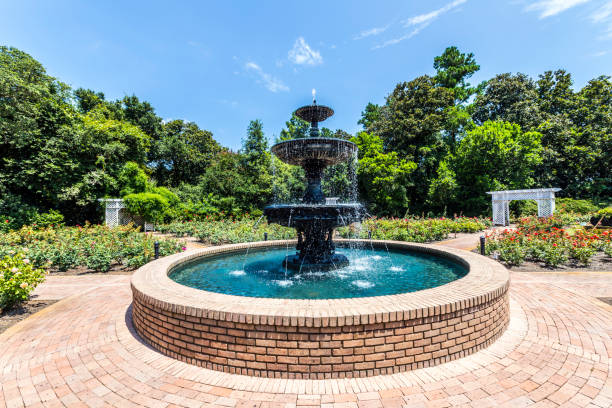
xmin=263 ymin=102 xmax=365 ymax=271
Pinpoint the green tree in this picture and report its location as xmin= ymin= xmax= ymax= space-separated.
xmin=278 ymin=113 xmax=310 ymax=141
xmin=358 ymin=102 xmax=381 ymax=133
xmin=427 ymin=160 xmax=458 ymax=215
xmin=154 ymin=120 xmax=220 ymax=186
xmin=433 ymin=46 xmax=481 ymax=103
xmin=452 ymin=121 xmax=543 ymax=214
xmin=352 ymin=132 xmax=416 ymax=216
xmin=472 ymin=73 xmax=542 ymax=131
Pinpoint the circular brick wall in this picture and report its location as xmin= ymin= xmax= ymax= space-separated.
xmin=131 ymin=240 xmax=510 ymax=379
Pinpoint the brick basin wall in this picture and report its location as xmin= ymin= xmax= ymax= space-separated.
xmin=131 ymin=240 xmax=510 ymax=379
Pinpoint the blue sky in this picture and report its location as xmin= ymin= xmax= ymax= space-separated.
xmin=2 ymin=0 xmax=611 ymax=149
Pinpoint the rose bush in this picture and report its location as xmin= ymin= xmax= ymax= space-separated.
xmin=486 ymin=218 xmax=611 ymax=267
xmin=0 ymin=224 xmax=183 ymax=273
xmin=0 ymin=252 xmax=45 ymax=311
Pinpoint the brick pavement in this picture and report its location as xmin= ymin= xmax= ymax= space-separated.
xmin=1 ymin=248 xmax=610 ymax=407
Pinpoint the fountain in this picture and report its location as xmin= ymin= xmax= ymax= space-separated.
xmin=130 ymin=93 xmax=510 ymax=379
xmin=264 ymin=93 xmax=364 ymax=271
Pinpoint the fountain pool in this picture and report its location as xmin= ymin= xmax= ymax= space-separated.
xmin=169 ymin=246 xmax=468 ymax=299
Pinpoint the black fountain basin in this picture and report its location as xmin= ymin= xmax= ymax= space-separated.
xmin=271 ymin=138 xmax=357 ymax=167
xmin=264 ymin=203 xmax=364 ymax=228
xmin=295 ymin=104 xmax=334 ymax=123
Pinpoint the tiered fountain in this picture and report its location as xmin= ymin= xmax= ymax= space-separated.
xmin=264 ymin=93 xmax=364 ymax=271
xmin=131 ymin=94 xmax=510 ymax=379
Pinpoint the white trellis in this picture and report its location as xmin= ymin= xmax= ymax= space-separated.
xmin=98 ymin=199 xmax=154 ymax=231
xmin=487 ymin=188 xmax=561 ymax=226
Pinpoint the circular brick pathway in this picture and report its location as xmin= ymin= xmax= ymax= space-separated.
xmin=1 ymin=271 xmax=610 ymax=407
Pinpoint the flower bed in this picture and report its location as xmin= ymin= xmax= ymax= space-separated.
xmin=338 ymin=216 xmax=492 ymax=242
xmin=0 ymin=224 xmax=183 ymax=273
xmin=485 ymin=216 xmax=612 ymax=267
xmin=157 ymin=217 xmax=295 ymax=245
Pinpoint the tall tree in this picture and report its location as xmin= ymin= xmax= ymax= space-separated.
xmin=433 ymin=46 xmax=481 ymax=103
xmin=472 ymin=73 xmax=542 ymax=131
xmin=154 ymin=120 xmax=220 ymax=187
xmin=452 ymin=121 xmax=543 ymax=214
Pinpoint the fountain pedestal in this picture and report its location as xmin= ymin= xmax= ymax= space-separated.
xmin=264 ymin=100 xmax=364 ymax=271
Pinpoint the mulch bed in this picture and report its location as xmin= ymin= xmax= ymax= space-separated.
xmin=48 ymin=263 xmax=135 ymax=276
xmin=0 ymin=299 xmax=58 ymax=334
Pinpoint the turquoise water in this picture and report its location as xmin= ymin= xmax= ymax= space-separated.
xmin=169 ymin=247 xmax=468 ymax=299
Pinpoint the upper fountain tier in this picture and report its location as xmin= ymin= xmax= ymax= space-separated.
xmin=271 ymin=137 xmax=357 ymax=167
xmin=273 ymin=100 xmax=357 ymax=168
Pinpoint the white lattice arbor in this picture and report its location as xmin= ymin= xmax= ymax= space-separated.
xmin=487 ymin=188 xmax=561 ymax=226
xmin=98 ymin=199 xmax=154 ymax=231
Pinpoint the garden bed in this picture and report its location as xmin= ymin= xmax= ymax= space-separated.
xmin=0 ymin=224 xmax=184 ymax=274
xmin=484 ymin=216 xmax=612 ymax=268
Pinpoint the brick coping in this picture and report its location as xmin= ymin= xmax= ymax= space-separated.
xmin=131 ymin=240 xmax=509 ymax=326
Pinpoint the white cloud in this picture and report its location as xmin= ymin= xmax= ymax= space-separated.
xmin=372 ymin=26 xmax=427 ymax=49
xmin=371 ymin=0 xmax=467 ymax=49
xmin=288 ymin=37 xmax=323 ymax=66
xmin=244 ymin=62 xmax=289 ymax=93
xmin=590 ymin=50 xmax=609 ymax=56
xmin=354 ymin=25 xmax=390 ymax=40
xmin=591 ymin=1 xmax=612 ymax=22
xmin=524 ymin=0 xmax=590 ymax=19
xmin=402 ymin=0 xmax=467 ymax=26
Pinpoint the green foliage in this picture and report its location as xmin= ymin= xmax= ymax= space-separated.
xmin=352 ymin=132 xmax=416 ymax=216
xmin=452 ymin=121 xmax=543 ymax=214
xmin=0 ymin=252 xmax=45 ymax=310
xmin=338 ymin=216 xmax=491 ymax=242
xmin=433 ymin=46 xmax=482 ymax=103
xmin=118 ymin=162 xmax=148 ymax=196
xmin=157 ymin=218 xmax=294 ymax=245
xmin=597 ymin=207 xmax=612 ymax=216
xmin=0 ymin=224 xmax=183 ymax=273
xmin=123 ymin=193 xmax=169 ymax=223
xmin=153 ymin=120 xmax=220 ymax=187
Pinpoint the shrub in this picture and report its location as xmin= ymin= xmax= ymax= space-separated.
xmin=569 ymin=244 xmax=597 ymax=265
xmin=541 ymin=243 xmax=568 ymax=267
xmin=124 ymin=193 xmax=169 ymax=223
xmin=0 ymin=252 xmax=45 ymax=311
xmin=85 ymin=245 xmax=113 ymax=272
xmin=555 ymin=198 xmax=599 ymax=215
xmin=498 ymin=242 xmax=526 ymax=265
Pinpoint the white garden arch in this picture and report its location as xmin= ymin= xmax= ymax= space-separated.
xmin=98 ymin=198 xmax=154 ymax=231
xmin=487 ymin=188 xmax=561 ymax=226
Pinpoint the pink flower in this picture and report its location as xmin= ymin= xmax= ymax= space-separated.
xmin=181 ymin=246 xmax=187 ymax=251
xmin=11 ymin=267 xmax=18 ymax=273
xmin=23 ymin=259 xmax=30 ymax=264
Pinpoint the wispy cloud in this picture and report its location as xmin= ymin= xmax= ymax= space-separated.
xmin=371 ymin=0 xmax=467 ymax=49
xmin=402 ymin=0 xmax=467 ymax=26
xmin=591 ymin=1 xmax=612 ymax=22
xmin=354 ymin=25 xmax=390 ymax=40
xmin=244 ymin=62 xmax=289 ymax=93
xmin=590 ymin=50 xmax=609 ymax=56
xmin=288 ymin=37 xmax=323 ymax=66
xmin=372 ymin=26 xmax=426 ymax=49
xmin=524 ymin=0 xmax=590 ymax=19
xmin=590 ymin=1 xmax=612 ymax=38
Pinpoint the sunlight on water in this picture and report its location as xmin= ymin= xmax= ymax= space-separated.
xmin=352 ymin=280 xmax=374 ymax=289
xmin=170 ymin=247 xmax=468 ymax=299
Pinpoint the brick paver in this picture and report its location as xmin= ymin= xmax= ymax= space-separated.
xmin=1 ymin=262 xmax=610 ymax=406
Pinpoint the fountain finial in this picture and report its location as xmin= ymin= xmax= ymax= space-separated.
xmin=312 ymin=88 xmax=316 ymax=104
